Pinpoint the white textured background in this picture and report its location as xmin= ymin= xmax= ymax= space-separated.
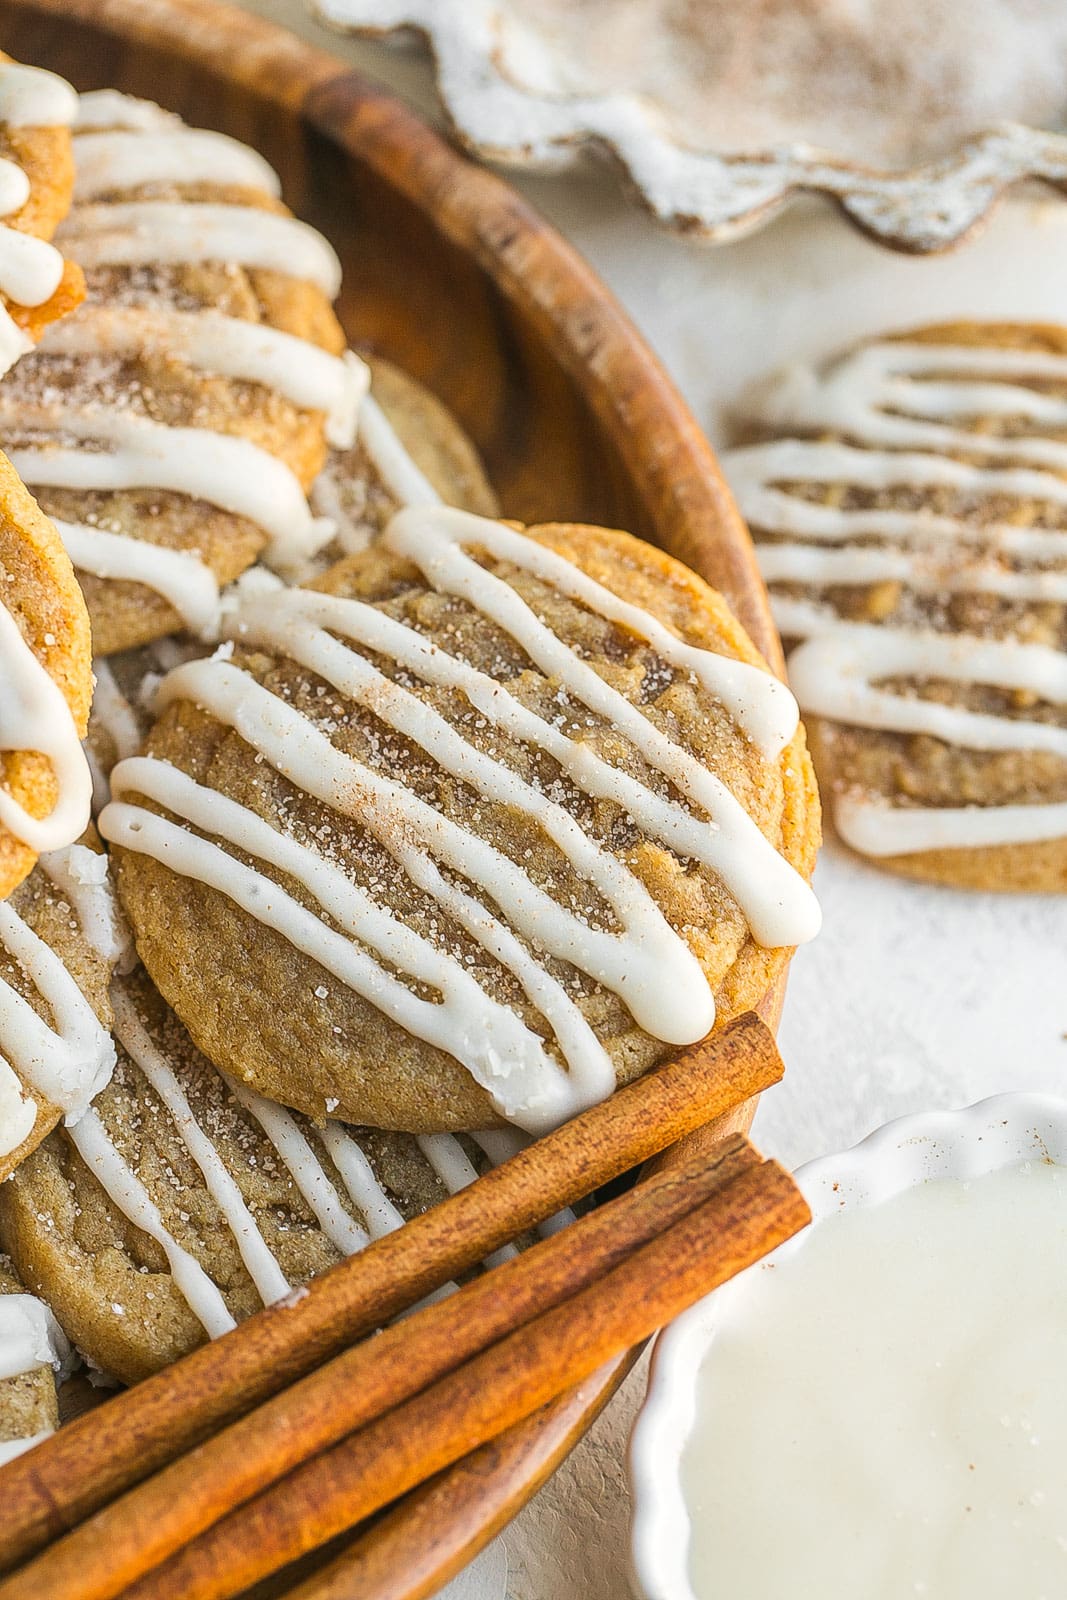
xmin=234 ymin=7 xmax=1067 ymax=1593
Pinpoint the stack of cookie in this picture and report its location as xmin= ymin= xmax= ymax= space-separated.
xmin=0 ymin=64 xmax=821 ymax=1456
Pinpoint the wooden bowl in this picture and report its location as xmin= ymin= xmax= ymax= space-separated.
xmin=0 ymin=1 xmax=787 ymax=1592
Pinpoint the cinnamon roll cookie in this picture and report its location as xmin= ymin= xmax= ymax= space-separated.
xmin=103 ymin=507 xmax=821 ymax=1136
xmin=0 ymin=1255 xmax=71 ymax=1464
xmin=728 ymin=322 xmax=1067 ymax=891
xmin=0 ymin=53 xmax=84 ymax=375
xmin=0 ymin=90 xmax=363 ymax=656
xmin=0 ymin=840 xmax=121 ymax=1180
xmin=0 ymin=968 xmax=525 ymax=1383
xmin=0 ymin=452 xmax=93 ymax=895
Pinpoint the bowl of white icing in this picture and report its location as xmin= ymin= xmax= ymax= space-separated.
xmin=629 ymin=1093 xmax=1067 ymax=1600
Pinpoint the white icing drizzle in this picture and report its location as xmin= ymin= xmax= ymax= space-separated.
xmin=748 ymin=340 xmax=1067 ymax=473
xmin=388 ymin=507 xmax=799 ymax=756
xmin=74 ymin=91 xmax=178 ymax=134
xmin=0 ymin=1290 xmax=70 ymax=1426
xmin=112 ymin=987 xmax=290 ymax=1308
xmin=0 ymin=1431 xmax=51 ymax=1467
xmin=309 ymin=391 xmax=438 ymax=559
xmin=72 ymin=129 xmax=281 ymax=202
xmin=101 ymin=758 xmax=604 ymax=1132
xmin=0 ymin=599 xmax=92 ymax=853
xmin=319 ymin=1124 xmax=406 ymax=1240
xmin=86 ymin=659 xmax=144 ymax=813
xmin=416 ymin=1132 xmax=517 ymax=1268
xmin=359 ymin=395 xmax=441 ymax=508
xmin=0 ymin=885 xmax=116 ymax=1157
xmin=0 ymin=1290 xmax=67 ymax=1381
xmin=0 ymin=65 xmax=77 ymax=129
xmin=788 ymin=623 xmax=1067 ymax=850
xmin=53 ymin=516 xmax=221 ymax=639
xmin=728 ymin=336 xmax=1067 ymax=859
xmin=4 ymin=406 xmax=332 ymax=577
xmin=833 ymin=791 xmax=1067 ymax=856
xmin=59 ymin=200 xmax=342 ymax=298
xmin=757 ymin=541 xmax=1067 ymax=606
xmin=68 ymin=1105 xmax=236 ymax=1338
xmin=98 ymin=508 xmax=817 ymax=1128
xmin=40 ymin=307 xmax=367 ymax=449
xmin=788 ymin=625 xmax=1067 ymax=757
xmin=62 ymin=981 xmax=497 ymax=1336
xmin=225 ymin=1078 xmax=372 ymax=1259
xmin=0 ymin=1058 xmax=34 ymax=1161
xmin=0 ymin=63 xmax=76 ymax=376
xmin=38 ymin=843 xmax=130 ymax=967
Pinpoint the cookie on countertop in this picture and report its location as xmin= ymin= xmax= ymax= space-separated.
xmin=0 ymin=967 xmax=525 ymax=1384
xmin=0 ymin=1253 xmax=71 ymax=1466
xmin=0 ymin=89 xmax=363 ymax=656
xmin=0 ymin=451 xmax=93 ymax=896
xmin=0 ymin=53 xmax=84 ymax=375
xmin=104 ymin=506 xmax=820 ymax=1136
xmin=0 ymin=839 xmax=122 ymax=1181
xmin=727 ymin=321 xmax=1067 ymax=890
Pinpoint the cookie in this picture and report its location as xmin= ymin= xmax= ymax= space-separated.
xmin=0 ymin=450 xmax=93 ymax=895
xmin=0 ymin=968 xmax=526 ymax=1384
xmin=0 ymin=90 xmax=363 ymax=656
xmin=103 ymin=507 xmax=820 ymax=1135
xmin=727 ymin=321 xmax=1067 ymax=890
xmin=0 ymin=840 xmax=121 ymax=1180
xmin=310 ymin=356 xmax=498 ymax=563
xmin=0 ymin=54 xmax=84 ymax=375
xmin=0 ymin=1254 xmax=71 ymax=1465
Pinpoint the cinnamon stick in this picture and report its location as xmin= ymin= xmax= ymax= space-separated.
xmin=116 ymin=1156 xmax=808 ymax=1600
xmin=0 ymin=1010 xmax=781 ymax=1571
xmin=277 ymin=1371 xmax=628 ymax=1600
xmin=1 ymin=1139 xmax=761 ymax=1600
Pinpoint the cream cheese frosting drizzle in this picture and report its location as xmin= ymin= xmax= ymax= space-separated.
xmin=0 ymin=849 xmax=117 ymax=1158
xmin=0 ymin=600 xmax=92 ymax=853
xmin=0 ymin=62 xmax=77 ymax=376
xmin=99 ymin=508 xmax=818 ymax=1129
xmin=728 ymin=334 xmax=1067 ymax=858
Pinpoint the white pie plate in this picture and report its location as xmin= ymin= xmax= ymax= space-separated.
xmin=628 ymin=1090 xmax=1067 ymax=1600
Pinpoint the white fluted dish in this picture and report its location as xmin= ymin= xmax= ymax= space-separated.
xmin=629 ymin=1091 xmax=1067 ymax=1600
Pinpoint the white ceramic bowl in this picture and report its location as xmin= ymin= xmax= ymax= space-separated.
xmin=629 ymin=1092 xmax=1067 ymax=1600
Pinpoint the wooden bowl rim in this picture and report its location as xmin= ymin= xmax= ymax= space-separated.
xmin=5 ymin=0 xmax=787 ymax=1590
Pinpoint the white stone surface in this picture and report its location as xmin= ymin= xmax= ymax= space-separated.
xmin=238 ymin=7 xmax=1067 ymax=1594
